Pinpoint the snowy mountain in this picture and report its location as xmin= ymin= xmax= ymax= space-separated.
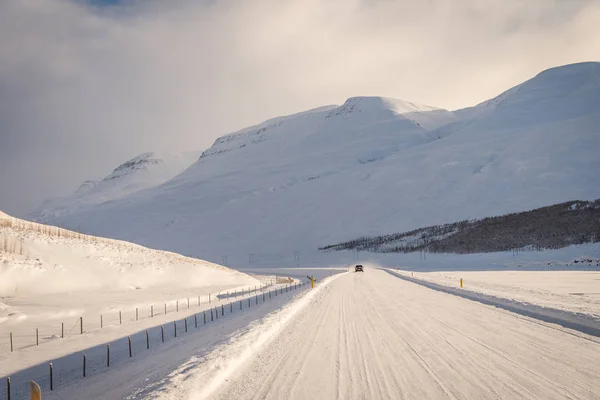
xmin=30 ymin=151 xmax=200 ymax=222
xmin=33 ymin=62 xmax=600 ymax=265
xmin=452 ymin=62 xmax=600 ymax=130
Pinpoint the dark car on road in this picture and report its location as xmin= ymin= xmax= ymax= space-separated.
xmin=355 ymin=265 xmax=364 ymax=272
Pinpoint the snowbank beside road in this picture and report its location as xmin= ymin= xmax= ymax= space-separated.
xmin=0 ymin=211 xmax=260 ymax=371
xmin=390 ymin=268 xmax=600 ymax=320
xmin=0 ymin=213 xmax=254 ymax=297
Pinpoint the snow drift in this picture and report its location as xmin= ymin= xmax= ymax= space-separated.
xmin=0 ymin=211 xmax=257 ymax=298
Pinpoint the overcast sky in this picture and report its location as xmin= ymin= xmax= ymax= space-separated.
xmin=1 ymin=0 xmax=599 ymax=217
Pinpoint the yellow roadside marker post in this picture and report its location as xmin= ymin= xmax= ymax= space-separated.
xmin=30 ymin=381 xmax=42 ymax=400
xmin=460 ymin=278 xmax=463 ymax=288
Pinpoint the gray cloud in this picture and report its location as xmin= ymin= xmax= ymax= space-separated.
xmin=1 ymin=0 xmax=599 ymax=216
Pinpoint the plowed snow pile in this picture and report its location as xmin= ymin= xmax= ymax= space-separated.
xmin=397 ymin=268 xmax=600 ymax=319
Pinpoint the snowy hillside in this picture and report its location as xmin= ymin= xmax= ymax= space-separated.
xmin=34 ymin=62 xmax=600 ymax=265
xmin=30 ymin=151 xmax=200 ymax=222
xmin=0 ymin=211 xmax=257 ymax=298
xmin=0 ymin=210 xmax=271 ymax=380
xmin=199 ymin=97 xmax=455 ymax=161
xmin=454 ymin=62 xmax=600 ymax=128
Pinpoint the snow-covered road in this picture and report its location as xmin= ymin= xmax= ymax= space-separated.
xmin=214 ymin=268 xmax=600 ymax=399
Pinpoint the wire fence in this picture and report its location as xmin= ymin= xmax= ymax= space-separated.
xmin=1 ymin=281 xmax=307 ymax=400
xmin=0 ymin=282 xmax=279 ymax=355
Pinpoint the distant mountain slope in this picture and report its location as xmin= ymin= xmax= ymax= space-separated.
xmin=36 ymin=62 xmax=600 ymax=265
xmin=199 ymin=97 xmax=455 ymax=161
xmin=451 ymin=62 xmax=600 ymax=130
xmin=30 ymin=151 xmax=200 ymax=222
xmin=320 ymin=200 xmax=600 ymax=254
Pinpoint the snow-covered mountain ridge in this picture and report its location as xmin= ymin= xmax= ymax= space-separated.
xmin=30 ymin=62 xmax=600 ymax=265
xmin=453 ymin=61 xmax=600 ymax=127
xmin=200 ymin=97 xmax=455 ymax=160
xmin=31 ymin=151 xmax=200 ymax=222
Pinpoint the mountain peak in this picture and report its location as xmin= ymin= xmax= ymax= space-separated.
xmin=339 ymin=96 xmax=442 ymax=114
xmin=30 ymin=151 xmax=200 ymax=222
xmin=75 ymin=180 xmax=98 ymax=194
xmin=106 ymin=152 xmax=162 ymax=181
xmin=328 ymin=96 xmax=442 ymax=119
xmin=326 ymin=96 xmax=454 ymax=131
